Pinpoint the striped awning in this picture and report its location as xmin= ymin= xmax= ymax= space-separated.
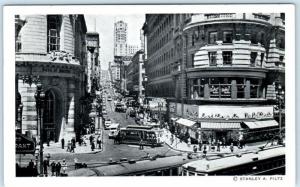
xmin=176 ymin=118 xmax=196 ymax=127
xmin=201 ymin=122 xmax=241 ymax=129
xmin=244 ymin=120 xmax=279 ymax=129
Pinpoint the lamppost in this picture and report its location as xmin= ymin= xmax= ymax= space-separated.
xmin=17 ymin=103 xmax=23 ymax=134
xmin=34 ymin=80 xmax=45 ymax=177
xmin=275 ymin=82 xmax=285 ymax=145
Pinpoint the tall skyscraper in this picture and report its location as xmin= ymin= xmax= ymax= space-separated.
xmin=114 ymin=20 xmax=128 ymax=56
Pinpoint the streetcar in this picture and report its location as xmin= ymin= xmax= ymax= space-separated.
xmin=116 ymin=125 xmax=164 ymax=146
xmin=182 ymin=145 xmax=285 ymax=176
xmin=68 ymin=155 xmax=191 ymax=176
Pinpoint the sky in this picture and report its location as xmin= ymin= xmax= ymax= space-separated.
xmin=85 ymin=14 xmax=145 ymax=70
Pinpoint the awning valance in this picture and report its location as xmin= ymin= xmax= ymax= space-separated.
xmin=201 ymin=122 xmax=241 ymax=129
xmin=244 ymin=120 xmax=279 ymax=129
xmin=176 ymin=118 xmax=196 ymax=127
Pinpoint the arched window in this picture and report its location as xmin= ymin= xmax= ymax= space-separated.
xmin=44 ymin=90 xmax=55 ymax=124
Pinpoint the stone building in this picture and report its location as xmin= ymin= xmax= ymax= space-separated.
xmin=15 ymin=15 xmax=87 ymax=142
xmin=144 ymin=13 xmax=285 ymax=144
xmin=86 ymin=32 xmax=100 ymax=94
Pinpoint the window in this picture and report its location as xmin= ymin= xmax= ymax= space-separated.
xmin=251 ymin=33 xmax=258 ymax=44
xmin=222 ymin=51 xmax=232 ymax=65
xmin=191 ymin=54 xmax=195 ymax=67
xmin=209 ymin=31 xmax=218 ymax=44
xmin=250 ymin=52 xmax=257 ymax=66
xmin=208 ymin=52 xmax=217 ymax=66
xmin=47 ymin=15 xmax=60 ymax=52
xmin=223 ymin=31 xmax=233 ymax=43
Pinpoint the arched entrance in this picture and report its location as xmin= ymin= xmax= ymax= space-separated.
xmin=43 ymin=89 xmax=63 ymax=142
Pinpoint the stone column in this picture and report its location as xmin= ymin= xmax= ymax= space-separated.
xmin=204 ymin=84 xmax=210 ymax=99
xmin=245 ymin=80 xmax=251 ymax=99
xmin=231 ymin=80 xmax=237 ymax=99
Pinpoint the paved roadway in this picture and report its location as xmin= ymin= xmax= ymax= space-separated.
xmin=17 ymin=95 xmax=180 ymax=174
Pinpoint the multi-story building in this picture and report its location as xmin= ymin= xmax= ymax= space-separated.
xmin=114 ymin=20 xmax=128 ymax=57
xmin=144 ymin=13 xmax=285 ymax=144
xmin=126 ymin=50 xmax=145 ymax=101
xmin=15 ymin=15 xmax=87 ymax=142
xmin=86 ymin=32 xmax=100 ymax=94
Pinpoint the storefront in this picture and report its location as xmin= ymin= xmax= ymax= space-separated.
xmin=168 ymin=103 xmax=279 ymax=144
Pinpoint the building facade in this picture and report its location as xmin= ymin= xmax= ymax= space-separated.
xmin=86 ymin=32 xmax=100 ymax=94
xmin=114 ymin=20 xmax=128 ymax=57
xmin=126 ymin=50 xmax=145 ymax=101
xmin=15 ymin=15 xmax=87 ymax=142
xmin=144 ymin=13 xmax=285 ymax=144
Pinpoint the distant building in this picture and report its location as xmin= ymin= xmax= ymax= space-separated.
xmin=114 ymin=20 xmax=128 ymax=57
xmin=15 ymin=15 xmax=87 ymax=142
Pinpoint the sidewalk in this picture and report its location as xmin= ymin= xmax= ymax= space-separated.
xmin=43 ymin=134 xmax=103 ymax=154
xmin=161 ymin=128 xmax=278 ymax=155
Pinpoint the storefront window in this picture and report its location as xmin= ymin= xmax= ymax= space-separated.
xmin=248 ymin=78 xmax=260 ymax=98
xmin=236 ymin=78 xmax=245 ymax=98
xmin=209 ymin=78 xmax=231 ymax=99
xmin=191 ymin=79 xmax=205 ymax=99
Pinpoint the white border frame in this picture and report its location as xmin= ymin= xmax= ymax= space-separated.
xmin=3 ymin=4 xmax=295 ymax=187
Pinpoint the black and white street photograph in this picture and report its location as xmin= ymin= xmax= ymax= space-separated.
xmin=2 ymin=4 xmax=296 ymax=187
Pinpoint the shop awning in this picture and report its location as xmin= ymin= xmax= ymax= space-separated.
xmin=201 ymin=122 xmax=241 ymax=129
xmin=176 ymin=118 xmax=196 ymax=127
xmin=170 ymin=117 xmax=178 ymax=121
xmin=244 ymin=120 xmax=279 ymax=129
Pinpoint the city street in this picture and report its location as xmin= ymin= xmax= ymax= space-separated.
xmin=17 ymin=94 xmax=180 ymax=174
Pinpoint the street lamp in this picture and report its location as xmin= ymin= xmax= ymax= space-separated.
xmin=17 ymin=103 xmax=23 ymax=134
xmin=34 ymin=80 xmax=45 ymax=177
xmin=275 ymin=82 xmax=285 ymax=145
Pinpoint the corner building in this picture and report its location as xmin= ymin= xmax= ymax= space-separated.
xmin=145 ymin=13 xmax=285 ymax=144
xmin=15 ymin=15 xmax=87 ymax=142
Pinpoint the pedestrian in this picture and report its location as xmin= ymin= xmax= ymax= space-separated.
xmin=203 ymin=144 xmax=207 ymax=157
xmin=198 ymin=139 xmax=202 ymax=151
xmin=55 ymin=162 xmax=61 ymax=176
xmin=91 ymin=140 xmax=95 ymax=151
xmin=193 ymin=145 xmax=197 ymax=153
xmin=61 ymin=159 xmax=68 ymax=175
xmin=28 ymin=159 xmax=34 ymax=176
xmin=70 ymin=142 xmax=75 ymax=153
xmin=222 ymin=137 xmax=226 ymax=148
xmin=230 ymin=143 xmax=234 ymax=153
xmin=71 ymin=137 xmax=76 ymax=148
xmin=139 ymin=138 xmax=144 ymax=150
xmin=97 ymin=136 xmax=102 ymax=149
xmin=187 ymin=137 xmax=191 ymax=147
xmin=89 ymin=135 xmax=93 ymax=145
xmin=66 ymin=140 xmax=71 ymax=152
xmin=43 ymin=159 xmax=49 ymax=176
xmin=50 ymin=161 xmax=56 ymax=176
xmin=61 ymin=138 xmax=65 ymax=149
xmin=217 ymin=140 xmax=221 ymax=152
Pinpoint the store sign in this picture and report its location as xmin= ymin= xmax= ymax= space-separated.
xmin=198 ymin=106 xmax=274 ymax=120
xmin=16 ymin=133 xmax=36 ymax=154
xmin=169 ymin=102 xmax=176 ymax=113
